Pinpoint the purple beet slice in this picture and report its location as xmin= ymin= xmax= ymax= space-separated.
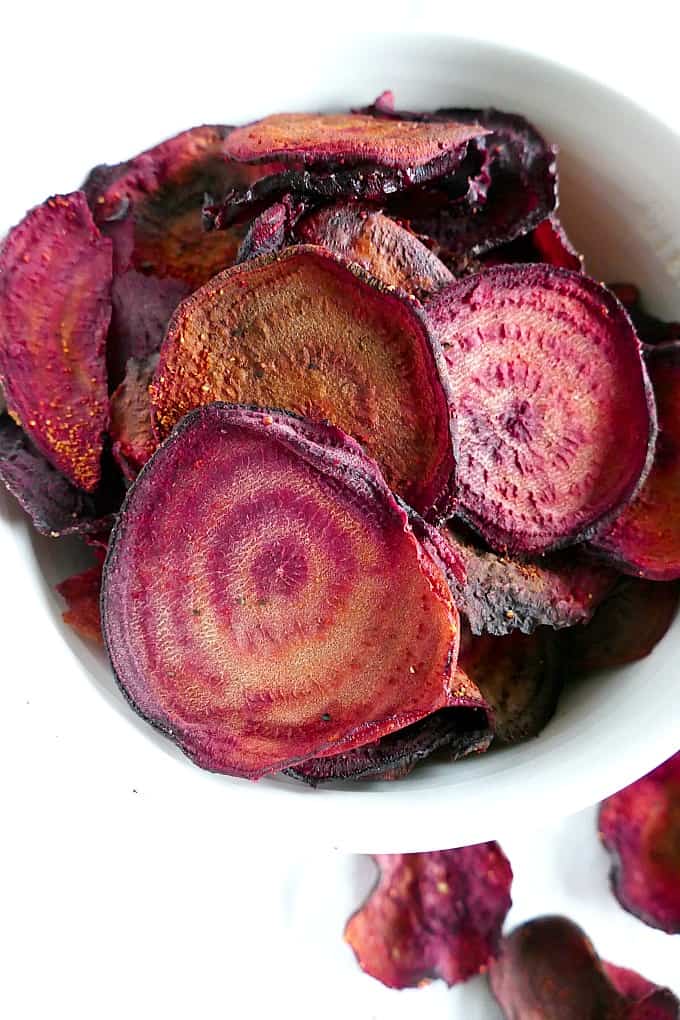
xmin=102 ymin=404 xmax=463 ymax=779
xmin=564 ymin=578 xmax=679 ymax=673
xmin=151 ymin=245 xmax=456 ymax=519
xmin=426 ymin=265 xmax=656 ymax=554
xmin=345 ymin=844 xmax=512 ymax=988
xmin=284 ymin=706 xmax=492 ymax=785
xmin=440 ymin=525 xmax=617 ymax=636
xmin=0 ymin=414 xmax=122 ymax=538
xmin=56 ymin=556 xmax=104 ymax=643
xmin=236 ymin=194 xmax=308 ymax=263
xmin=592 ymin=343 xmax=680 ymax=579
xmin=489 ymin=915 xmax=679 ymax=1019
xmin=0 ymin=192 xmax=112 ymax=491
xmin=458 ymin=623 xmax=561 ymax=743
xmin=295 ymin=202 xmax=454 ymax=300
xmin=599 ymin=751 xmax=680 ymax=934
xmin=109 ymin=355 xmax=158 ymax=482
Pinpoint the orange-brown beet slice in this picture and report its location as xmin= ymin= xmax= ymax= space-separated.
xmin=102 ymin=404 xmax=462 ymax=779
xmin=563 ymin=578 xmax=679 ymax=673
xmin=0 ymin=414 xmax=122 ymax=537
xmin=296 ymin=202 xmax=454 ymax=300
xmin=489 ymin=916 xmax=679 ymax=1019
xmin=599 ymin=751 xmax=680 ymax=934
xmin=344 ymin=843 xmax=512 ymax=988
xmin=109 ymin=355 xmax=158 ymax=481
xmin=151 ymin=245 xmax=456 ymax=519
xmin=56 ymin=556 xmax=104 ymax=643
xmin=592 ymin=343 xmax=680 ymax=579
xmin=440 ymin=525 xmax=617 ymax=636
xmin=0 ymin=192 xmax=111 ymax=491
xmin=426 ymin=265 xmax=656 ymax=554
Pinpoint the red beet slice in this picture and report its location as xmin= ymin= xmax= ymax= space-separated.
xmin=0 ymin=414 xmax=122 ymax=538
xmin=440 ymin=525 xmax=617 ymax=636
xmin=592 ymin=343 xmax=680 ymax=579
xmin=56 ymin=558 xmax=104 ymax=643
xmin=483 ymin=214 xmax=584 ymax=272
xmin=151 ymin=245 xmax=456 ymax=519
xmin=564 ymin=577 xmax=679 ymax=673
xmin=0 ymin=192 xmax=111 ymax=491
xmin=604 ymin=963 xmax=668 ymax=1003
xmin=599 ymin=751 xmax=680 ymax=934
xmin=102 ymin=404 xmax=463 ymax=779
xmin=489 ymin=915 xmax=679 ymax=1019
xmin=284 ymin=706 xmax=492 ymax=785
xmin=109 ymin=355 xmax=158 ymax=481
xmin=345 ymin=844 xmax=512 ymax=988
xmin=295 ymin=202 xmax=454 ymax=300
xmin=426 ymin=265 xmax=656 ymax=554
xmin=458 ymin=623 xmax=561 ymax=743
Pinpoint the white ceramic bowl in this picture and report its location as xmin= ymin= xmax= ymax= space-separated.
xmin=3 ymin=35 xmax=679 ymax=854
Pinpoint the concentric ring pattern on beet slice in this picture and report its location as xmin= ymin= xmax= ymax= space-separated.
xmin=599 ymin=751 xmax=680 ymax=934
xmin=426 ymin=265 xmax=657 ymax=554
xmin=0 ymin=414 xmax=122 ymax=537
xmin=489 ymin=915 xmax=680 ymax=1019
xmin=0 ymin=192 xmax=112 ymax=491
xmin=151 ymin=245 xmax=456 ymax=519
xmin=102 ymin=404 xmax=463 ymax=779
xmin=109 ymin=354 xmax=158 ymax=481
xmin=345 ymin=844 xmax=513 ymax=989
xmin=295 ymin=202 xmax=454 ymax=300
xmin=592 ymin=343 xmax=680 ymax=580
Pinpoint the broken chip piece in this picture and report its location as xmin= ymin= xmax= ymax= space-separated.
xmin=102 ymin=404 xmax=463 ymax=779
xmin=56 ymin=557 xmax=104 ymax=643
xmin=483 ymin=214 xmax=584 ymax=272
xmin=489 ymin=915 xmax=679 ymax=1019
xmin=109 ymin=355 xmax=158 ymax=481
xmin=344 ymin=843 xmax=512 ymax=988
xmin=426 ymin=265 xmax=656 ymax=554
xmin=0 ymin=191 xmax=111 ymax=491
xmin=150 ymin=245 xmax=456 ymax=519
xmin=599 ymin=751 xmax=680 ymax=934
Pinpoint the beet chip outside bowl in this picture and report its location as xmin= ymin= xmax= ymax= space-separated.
xmin=2 ymin=36 xmax=680 ymax=854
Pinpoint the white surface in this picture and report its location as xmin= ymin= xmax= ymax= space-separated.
xmin=1 ymin=4 xmax=679 ymax=1017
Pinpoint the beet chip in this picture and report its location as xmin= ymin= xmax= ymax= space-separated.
xmin=344 ymin=843 xmax=512 ymax=988
xmin=0 ymin=192 xmax=111 ymax=491
xmin=0 ymin=414 xmax=121 ymax=538
xmin=604 ymin=962 xmax=676 ymax=1006
xmin=151 ymin=245 xmax=456 ymax=519
xmin=109 ymin=355 xmax=158 ymax=481
xmin=285 ymin=706 xmax=492 ymax=785
xmin=483 ymin=214 xmax=584 ymax=272
xmin=426 ymin=265 xmax=656 ymax=554
xmin=296 ymin=203 xmax=454 ymax=299
xmin=592 ymin=343 xmax=680 ymax=580
xmin=489 ymin=915 xmax=679 ymax=1019
xmin=56 ymin=559 xmax=104 ymax=643
xmin=599 ymin=751 xmax=680 ymax=934
xmin=440 ymin=526 xmax=617 ymax=636
xmin=458 ymin=623 xmax=561 ymax=743
xmin=102 ymin=404 xmax=463 ymax=779
xmin=564 ymin=577 xmax=679 ymax=673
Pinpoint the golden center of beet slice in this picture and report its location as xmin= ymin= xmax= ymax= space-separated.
xmin=150 ymin=245 xmax=455 ymax=518
xmin=102 ymin=405 xmax=460 ymax=779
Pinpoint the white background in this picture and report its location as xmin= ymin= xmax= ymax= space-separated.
xmin=1 ymin=3 xmax=679 ymax=1016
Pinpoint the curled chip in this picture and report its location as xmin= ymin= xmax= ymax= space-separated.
xmin=426 ymin=265 xmax=656 ymax=554
xmin=604 ymin=962 xmax=670 ymax=1003
xmin=489 ymin=915 xmax=679 ymax=1019
xmin=440 ymin=525 xmax=617 ymax=636
xmin=285 ymin=707 xmax=491 ymax=784
xmin=564 ymin=577 xmax=679 ymax=673
xmin=56 ymin=557 xmax=104 ymax=643
xmin=0 ymin=414 xmax=122 ymax=538
xmin=296 ymin=202 xmax=454 ymax=299
xmin=109 ymin=355 xmax=158 ymax=481
xmin=599 ymin=751 xmax=680 ymax=934
xmin=236 ymin=195 xmax=308 ymax=263
xmin=108 ymin=269 xmax=189 ymax=387
xmin=151 ymin=245 xmax=456 ymax=519
xmin=102 ymin=404 xmax=463 ymax=779
xmin=344 ymin=843 xmax=512 ymax=988
xmin=592 ymin=343 xmax=680 ymax=580
xmin=0 ymin=192 xmax=111 ymax=491
xmin=483 ymin=215 xmax=584 ymax=272
xmin=458 ymin=623 xmax=561 ymax=743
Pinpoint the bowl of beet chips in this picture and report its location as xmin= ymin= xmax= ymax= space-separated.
xmin=1 ymin=36 xmax=679 ymax=852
